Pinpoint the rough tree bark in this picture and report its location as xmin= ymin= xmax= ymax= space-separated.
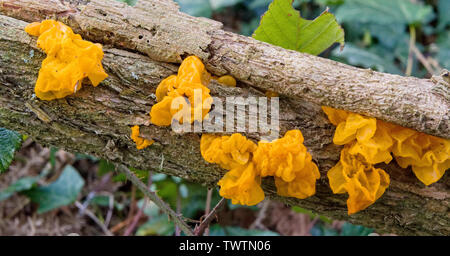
xmin=0 ymin=0 xmax=448 ymax=235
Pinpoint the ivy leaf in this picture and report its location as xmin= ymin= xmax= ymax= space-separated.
xmin=0 ymin=128 xmax=23 ymax=173
xmin=335 ymin=0 xmax=433 ymax=26
xmin=24 ymin=165 xmax=84 ymax=214
xmin=252 ymin=0 xmax=344 ymax=55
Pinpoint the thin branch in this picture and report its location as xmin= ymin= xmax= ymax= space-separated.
xmin=405 ymin=25 xmax=416 ymax=76
xmin=249 ymin=200 xmax=271 ymax=230
xmin=194 ymin=198 xmax=226 ymax=236
xmin=411 ymin=44 xmax=437 ymax=75
xmin=203 ymin=188 xmax=213 ymax=236
xmin=123 ymin=172 xmax=152 ymax=236
xmin=116 ymin=164 xmax=194 ymax=236
xmin=75 ymin=201 xmax=113 ymax=236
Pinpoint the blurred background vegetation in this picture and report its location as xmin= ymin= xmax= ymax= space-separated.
xmin=0 ymin=0 xmax=448 ymax=236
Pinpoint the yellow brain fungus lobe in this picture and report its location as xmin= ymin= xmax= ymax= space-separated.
xmin=390 ymin=126 xmax=450 ymax=186
xmin=253 ymin=130 xmax=320 ymax=199
xmin=130 ymin=126 xmax=154 ymax=150
xmin=215 ymin=75 xmax=237 ymax=87
xmin=200 ymin=133 xmax=257 ymax=170
xmin=328 ymin=146 xmax=390 ymax=215
xmin=201 ymin=133 xmax=263 ymax=205
xmin=25 ymin=20 xmax=108 ymax=101
xmin=201 ymin=130 xmax=320 ymax=206
xmin=322 ymin=106 xmax=450 ymax=214
xmin=150 ymin=56 xmax=212 ymax=126
xmin=217 ymin=162 xmax=265 ymax=206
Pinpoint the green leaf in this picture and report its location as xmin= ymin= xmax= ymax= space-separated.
xmin=335 ymin=0 xmax=433 ymax=26
xmin=0 ymin=176 xmax=40 ymax=201
xmin=340 ymin=222 xmax=374 ymax=236
xmin=175 ymin=0 xmax=213 ymax=18
xmin=115 ymin=0 xmax=138 ymax=6
xmin=24 ymin=165 xmax=84 ymax=214
xmin=97 ymin=159 xmax=115 ymax=176
xmin=0 ymin=128 xmax=23 ymax=173
xmin=332 ymin=43 xmax=402 ymax=74
xmin=436 ymin=31 xmax=450 ymax=69
xmin=210 ymin=0 xmax=243 ymax=10
xmin=252 ymin=0 xmax=344 ymax=55
xmin=136 ymin=215 xmax=175 ymax=236
xmin=438 ymin=0 xmax=450 ymax=31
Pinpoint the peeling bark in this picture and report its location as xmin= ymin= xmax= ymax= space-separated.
xmin=0 ymin=1 xmax=449 ymax=235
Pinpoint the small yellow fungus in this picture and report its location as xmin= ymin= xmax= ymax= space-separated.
xmin=200 ymin=133 xmax=257 ymax=170
xmin=130 ymin=125 xmax=154 ymax=150
xmin=25 ymin=20 xmax=108 ymax=100
xmin=265 ymin=90 xmax=279 ymax=98
xmin=151 ymin=56 xmax=212 ymax=126
xmin=217 ymin=162 xmax=265 ymax=206
xmin=328 ymin=146 xmax=390 ymax=215
xmin=216 ymin=75 xmax=237 ymax=87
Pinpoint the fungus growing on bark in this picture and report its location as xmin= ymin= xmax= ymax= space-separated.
xmin=150 ymin=56 xmax=212 ymax=126
xmin=217 ymin=162 xmax=265 ymax=206
xmin=328 ymin=146 xmax=390 ymax=215
xmin=390 ymin=126 xmax=450 ymax=185
xmin=201 ymin=130 xmax=320 ymax=205
xmin=130 ymin=125 xmax=154 ymax=150
xmin=200 ymin=133 xmax=257 ymax=170
xmin=25 ymin=20 xmax=108 ymax=100
xmin=253 ymin=130 xmax=320 ymax=199
xmin=215 ymin=75 xmax=237 ymax=87
xmin=322 ymin=106 xmax=449 ymax=214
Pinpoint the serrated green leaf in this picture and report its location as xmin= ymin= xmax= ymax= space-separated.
xmin=253 ymin=0 xmax=344 ymax=55
xmin=335 ymin=0 xmax=433 ymax=26
xmin=24 ymin=165 xmax=84 ymax=214
xmin=0 ymin=128 xmax=23 ymax=173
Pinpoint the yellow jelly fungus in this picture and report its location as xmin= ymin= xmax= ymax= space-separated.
xmin=390 ymin=126 xmax=450 ymax=185
xmin=322 ymin=106 xmax=450 ymax=214
xmin=150 ymin=56 xmax=212 ymax=126
xmin=252 ymin=130 xmax=320 ymax=199
xmin=328 ymin=146 xmax=390 ymax=215
xmin=253 ymin=130 xmax=319 ymax=181
xmin=25 ymin=20 xmax=108 ymax=101
xmin=130 ymin=125 xmax=154 ymax=150
xmin=217 ymin=162 xmax=265 ymax=206
xmin=265 ymin=90 xmax=279 ymax=98
xmin=200 ymin=133 xmax=257 ymax=170
xmin=216 ymin=75 xmax=237 ymax=87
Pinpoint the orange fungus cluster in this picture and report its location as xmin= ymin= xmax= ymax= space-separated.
xmin=200 ymin=130 xmax=320 ymax=206
xmin=25 ymin=20 xmax=108 ymax=101
xmin=322 ymin=106 xmax=449 ymax=214
xmin=130 ymin=126 xmax=154 ymax=150
xmin=150 ymin=56 xmax=213 ymax=126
